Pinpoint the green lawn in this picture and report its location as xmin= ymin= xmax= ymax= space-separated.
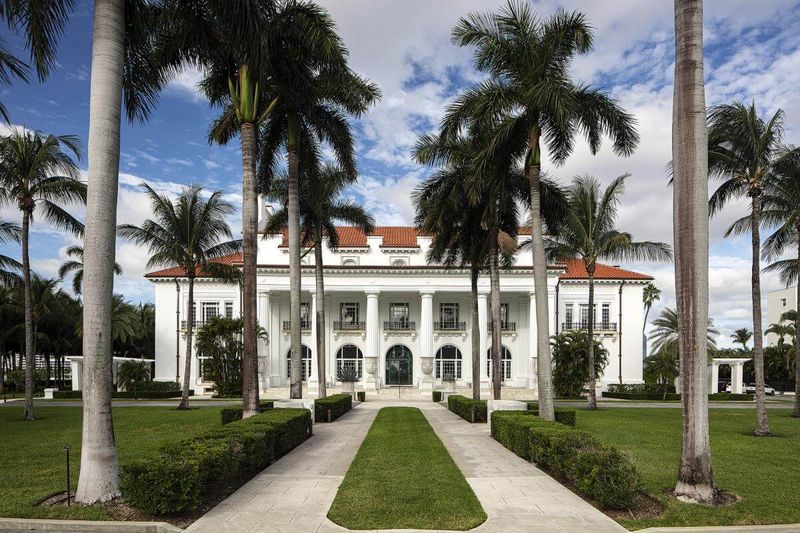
xmin=327 ymin=407 xmax=486 ymax=530
xmin=577 ymin=408 xmax=800 ymax=530
xmin=0 ymin=406 xmax=222 ymax=520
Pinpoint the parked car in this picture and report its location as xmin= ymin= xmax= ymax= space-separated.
xmin=725 ymin=383 xmax=744 ymax=393
xmin=744 ymin=383 xmax=776 ymax=395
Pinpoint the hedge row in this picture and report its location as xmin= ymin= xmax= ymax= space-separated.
xmin=602 ymin=392 xmax=754 ymax=401
xmin=607 ymin=383 xmax=675 ymax=394
xmin=121 ymin=407 xmax=312 ymax=514
xmin=220 ymin=401 xmax=276 ymax=425
xmin=356 ymin=391 xmax=366 ymax=402
xmin=432 ymin=390 xmax=443 ymax=402
xmin=523 ymin=401 xmax=577 ymax=427
xmin=52 ymin=389 xmax=192 ymax=399
xmin=491 ymin=411 xmax=640 ymax=509
xmin=447 ymin=395 xmax=487 ymax=423
xmin=139 ymin=380 xmax=180 ymax=392
xmin=315 ymin=393 xmax=353 ymax=422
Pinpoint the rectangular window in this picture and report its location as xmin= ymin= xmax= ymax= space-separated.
xmin=579 ymin=304 xmax=589 ymax=327
xmin=500 ymin=303 xmax=509 ymax=326
xmin=439 ymin=303 xmax=459 ymax=325
xmin=224 ymin=301 xmax=234 ymax=319
xmin=202 ymin=302 xmax=219 ymax=324
xmin=340 ymin=302 xmax=359 ymax=323
xmin=601 ymin=303 xmax=611 ymax=328
xmin=390 ymin=303 xmax=409 ymax=322
xmin=564 ymin=304 xmax=574 ymax=329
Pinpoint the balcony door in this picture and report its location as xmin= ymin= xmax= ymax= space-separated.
xmin=385 ymin=345 xmax=413 ymax=385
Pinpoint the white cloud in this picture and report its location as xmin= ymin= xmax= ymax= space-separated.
xmin=166 ymin=65 xmax=207 ymax=103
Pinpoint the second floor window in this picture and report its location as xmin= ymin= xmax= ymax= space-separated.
xmin=564 ymin=304 xmax=574 ymax=327
xmin=202 ymin=302 xmax=219 ymax=323
xmin=300 ymin=302 xmax=310 ymax=323
xmin=440 ymin=303 xmax=459 ymax=325
xmin=224 ymin=301 xmax=234 ymax=319
xmin=390 ymin=303 xmax=409 ymax=323
xmin=500 ymin=303 xmax=509 ymax=325
xmin=340 ymin=302 xmax=359 ymax=323
xmin=602 ymin=303 xmax=611 ymax=327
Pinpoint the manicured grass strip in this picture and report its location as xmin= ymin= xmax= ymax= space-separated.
xmin=0 ymin=406 xmax=223 ymax=520
xmin=577 ymin=408 xmax=800 ymax=530
xmin=327 ymin=407 xmax=486 ymax=530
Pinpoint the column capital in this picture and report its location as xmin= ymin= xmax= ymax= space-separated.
xmin=529 ymin=290 xmax=536 ymax=298
xmin=420 ymin=289 xmax=435 ymax=298
xmin=477 ymin=291 xmax=489 ymax=299
xmin=365 ymin=289 xmax=381 ymax=297
xmin=257 ymin=289 xmax=271 ymax=296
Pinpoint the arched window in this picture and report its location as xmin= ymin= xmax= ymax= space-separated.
xmin=435 ymin=344 xmax=462 ymax=379
xmin=391 ymin=258 xmax=407 ymax=267
xmin=486 ymin=346 xmax=512 ymax=381
xmin=286 ymin=344 xmax=312 ymax=381
xmin=336 ymin=344 xmax=364 ymax=379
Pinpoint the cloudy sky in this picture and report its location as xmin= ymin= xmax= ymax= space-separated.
xmin=1 ymin=0 xmax=799 ymax=347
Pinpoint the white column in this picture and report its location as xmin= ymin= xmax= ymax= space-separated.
xmin=528 ymin=291 xmax=538 ymax=390
xmin=478 ymin=292 xmax=490 ymax=388
xmin=710 ymin=362 xmax=719 ymax=393
xmin=547 ymin=286 xmax=557 ymax=337
xmin=308 ymin=291 xmax=320 ymax=397
xmin=731 ymin=363 xmax=744 ymax=394
xmin=419 ymin=291 xmax=435 ymax=390
xmin=257 ymin=290 xmax=270 ymax=391
xmin=364 ymin=290 xmax=380 ymax=393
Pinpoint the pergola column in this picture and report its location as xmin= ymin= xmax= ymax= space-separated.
xmin=709 ymin=361 xmax=719 ymax=393
xmin=731 ymin=362 xmax=744 ymax=394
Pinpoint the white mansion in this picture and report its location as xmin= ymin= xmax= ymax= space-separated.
xmin=146 ymin=204 xmax=653 ymax=396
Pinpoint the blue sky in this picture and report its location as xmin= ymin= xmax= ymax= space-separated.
xmin=2 ymin=0 xmax=800 ymax=347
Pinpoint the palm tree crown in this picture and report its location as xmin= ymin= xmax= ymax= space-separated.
xmin=649 ymin=307 xmax=718 ymax=357
xmin=731 ymin=328 xmax=753 ymax=351
xmin=58 ymin=245 xmax=122 ymax=296
xmin=0 ymin=219 xmax=21 ymax=284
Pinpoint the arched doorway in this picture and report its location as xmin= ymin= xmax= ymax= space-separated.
xmin=336 ymin=344 xmax=364 ymax=379
xmin=386 ymin=345 xmax=413 ymax=385
xmin=286 ymin=344 xmax=312 ymax=381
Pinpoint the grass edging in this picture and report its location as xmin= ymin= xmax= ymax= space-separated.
xmin=328 ymin=407 xmax=486 ymax=530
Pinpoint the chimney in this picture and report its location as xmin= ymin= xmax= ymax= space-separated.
xmin=258 ymin=195 xmax=275 ymax=231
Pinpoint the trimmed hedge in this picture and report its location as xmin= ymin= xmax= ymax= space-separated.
xmin=121 ymin=407 xmax=312 ymax=514
xmin=140 ymin=380 xmax=180 ymax=392
xmin=52 ymin=389 xmax=192 ymax=399
xmin=315 ymin=393 xmax=353 ymax=422
xmin=447 ymin=395 xmax=487 ymax=423
xmin=491 ymin=411 xmax=640 ymax=509
xmin=603 ymin=392 xmax=754 ymax=401
xmin=432 ymin=390 xmax=442 ymax=402
xmin=523 ymin=401 xmax=577 ymax=427
xmin=607 ymin=383 xmax=675 ymax=394
xmin=220 ymin=401 xmax=276 ymax=425
xmin=356 ymin=391 xmax=366 ymax=402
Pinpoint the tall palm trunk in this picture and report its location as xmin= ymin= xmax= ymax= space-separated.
xmin=527 ymin=127 xmax=555 ymax=420
xmin=21 ymin=211 xmax=34 ymax=420
xmin=489 ymin=227 xmax=502 ymax=400
xmin=76 ymin=0 xmax=125 ymax=504
xmin=240 ymin=122 xmax=260 ymax=417
xmin=749 ymin=194 xmax=769 ymax=435
xmin=314 ymin=238 xmax=327 ymax=398
xmin=794 ymin=239 xmax=800 ymax=418
xmin=178 ymin=276 xmax=194 ymax=409
xmin=673 ymin=0 xmax=715 ymax=503
xmin=287 ymin=114 xmax=302 ymax=399
xmin=470 ymin=265 xmax=480 ymax=401
xmin=586 ymin=266 xmax=597 ymax=409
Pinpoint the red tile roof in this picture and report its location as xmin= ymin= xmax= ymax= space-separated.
xmin=558 ymin=258 xmax=653 ymax=281
xmin=277 ymin=226 xmax=423 ymax=248
xmin=143 ymin=253 xmax=242 ymax=278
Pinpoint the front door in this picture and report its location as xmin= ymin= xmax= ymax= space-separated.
xmin=385 ymin=345 xmax=412 ymax=385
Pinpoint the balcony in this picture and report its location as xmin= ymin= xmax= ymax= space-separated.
xmin=334 ymin=320 xmax=366 ymax=332
xmin=282 ymin=319 xmax=311 ymax=332
xmin=488 ymin=321 xmax=516 ymax=332
xmin=384 ymin=320 xmax=415 ymax=331
xmin=434 ymin=321 xmax=466 ymax=332
xmin=561 ymin=321 xmax=618 ymax=333
xmin=181 ymin=319 xmax=205 ymax=330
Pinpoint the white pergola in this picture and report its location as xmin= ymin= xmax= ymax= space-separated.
xmin=67 ymin=356 xmax=155 ymax=391
xmin=708 ymin=357 xmax=750 ymax=394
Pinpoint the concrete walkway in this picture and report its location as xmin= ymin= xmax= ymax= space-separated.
xmin=185 ymin=400 xmax=625 ymax=532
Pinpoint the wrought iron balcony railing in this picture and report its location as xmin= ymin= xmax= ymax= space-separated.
xmin=181 ymin=319 xmax=204 ymax=329
xmin=334 ymin=320 xmax=366 ymax=331
xmin=282 ymin=320 xmax=311 ymax=332
xmin=383 ymin=320 xmax=415 ymax=331
xmin=561 ymin=321 xmax=618 ymax=332
xmin=434 ymin=321 xmax=466 ymax=332
xmin=488 ymin=321 xmax=516 ymax=332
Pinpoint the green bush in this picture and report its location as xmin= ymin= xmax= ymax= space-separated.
xmin=447 ymin=395 xmax=487 ymax=423
xmin=52 ymin=389 xmax=192 ymax=399
xmin=121 ymin=408 xmax=311 ymax=514
xmin=523 ymin=401 xmax=577 ymax=427
xmin=607 ymin=383 xmax=675 ymax=394
xmin=491 ymin=411 xmax=640 ymax=509
xmin=140 ymin=380 xmax=180 ymax=392
xmin=603 ymin=392 xmax=754 ymax=401
xmin=356 ymin=391 xmax=365 ymax=402
xmin=709 ymin=393 xmax=753 ymax=401
xmin=551 ymin=331 xmax=608 ymax=398
xmin=315 ymin=393 xmax=352 ymax=422
xmin=432 ymin=390 xmax=442 ymax=402
xmin=220 ymin=401 xmax=275 ymax=425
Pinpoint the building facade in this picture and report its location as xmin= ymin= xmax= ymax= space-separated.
xmin=766 ymin=285 xmax=797 ymax=346
xmin=146 ymin=219 xmax=652 ymax=396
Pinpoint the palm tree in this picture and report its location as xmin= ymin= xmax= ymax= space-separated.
xmin=545 ymin=175 xmax=671 ymax=408
xmin=265 ymin=157 xmax=375 ymax=399
xmin=446 ymin=2 xmax=639 ymax=420
xmin=0 ymin=0 xmax=74 ymax=121
xmin=644 ymin=350 xmax=679 ymax=400
xmin=758 ymin=152 xmax=800 ymax=416
xmin=117 ymin=360 xmax=149 ymax=400
xmin=730 ymin=328 xmax=753 ymax=352
xmin=649 ymin=307 xmax=719 ymax=357
xmin=259 ymin=67 xmax=379 ymax=400
xmin=0 ymin=130 xmax=85 ymax=421
xmin=0 ymin=219 xmax=21 ymax=284
xmin=708 ymin=102 xmax=790 ymax=437
xmin=58 ymin=245 xmax=122 ymax=296
xmin=643 ymin=282 xmax=661 ymax=333
xmin=78 ymin=0 xmax=165 ymax=503
xmin=158 ymin=0 xmax=364 ymax=410
xmin=118 ymin=183 xmax=241 ymax=410
xmin=672 ymin=0 xmax=716 ymax=503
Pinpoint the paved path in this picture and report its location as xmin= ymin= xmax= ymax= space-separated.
xmin=186 ymin=400 xmax=625 ymax=532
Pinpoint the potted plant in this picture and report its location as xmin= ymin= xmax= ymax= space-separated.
xmin=442 ymin=372 xmax=456 ymax=392
xmin=337 ymin=366 xmax=359 ymax=395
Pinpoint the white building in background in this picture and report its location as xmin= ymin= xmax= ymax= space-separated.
xmin=766 ymin=285 xmax=797 ymax=346
xmin=146 ymin=207 xmax=653 ymax=396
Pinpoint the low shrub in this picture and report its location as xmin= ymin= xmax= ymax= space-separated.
xmin=314 ymin=393 xmax=353 ymax=422
xmin=121 ymin=407 xmax=311 ymax=514
xmin=447 ymin=395 xmax=487 ymax=423
xmin=52 ymin=390 xmax=192 ymax=399
xmin=220 ymin=400 xmax=275 ymax=425
xmin=139 ymin=380 xmax=180 ymax=392
xmin=603 ymin=392 xmax=754 ymax=401
xmin=491 ymin=411 xmax=640 ymax=509
xmin=709 ymin=393 xmax=754 ymax=401
xmin=356 ymin=391 xmax=366 ymax=402
xmin=607 ymin=383 xmax=675 ymax=394
xmin=523 ymin=401 xmax=577 ymax=427
xmin=432 ymin=390 xmax=442 ymax=402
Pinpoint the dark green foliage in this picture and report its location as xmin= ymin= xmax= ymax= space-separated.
xmin=447 ymin=394 xmax=486 ymax=422
xmin=52 ymin=389 xmax=192 ymax=399
xmin=356 ymin=391 xmax=365 ymax=402
xmin=140 ymin=380 xmax=180 ymax=392
xmin=220 ymin=400 xmax=275 ymax=425
xmin=608 ymin=383 xmax=676 ymax=394
xmin=524 ymin=401 xmax=576 ymax=427
xmin=121 ymin=408 xmax=311 ymax=514
xmin=432 ymin=390 xmax=442 ymax=402
xmin=491 ymin=411 xmax=640 ymax=509
xmin=195 ymin=317 xmax=245 ymax=397
xmin=603 ymin=392 xmax=754 ymax=401
xmin=314 ymin=393 xmax=352 ymax=422
xmin=551 ymin=331 xmax=609 ymax=398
